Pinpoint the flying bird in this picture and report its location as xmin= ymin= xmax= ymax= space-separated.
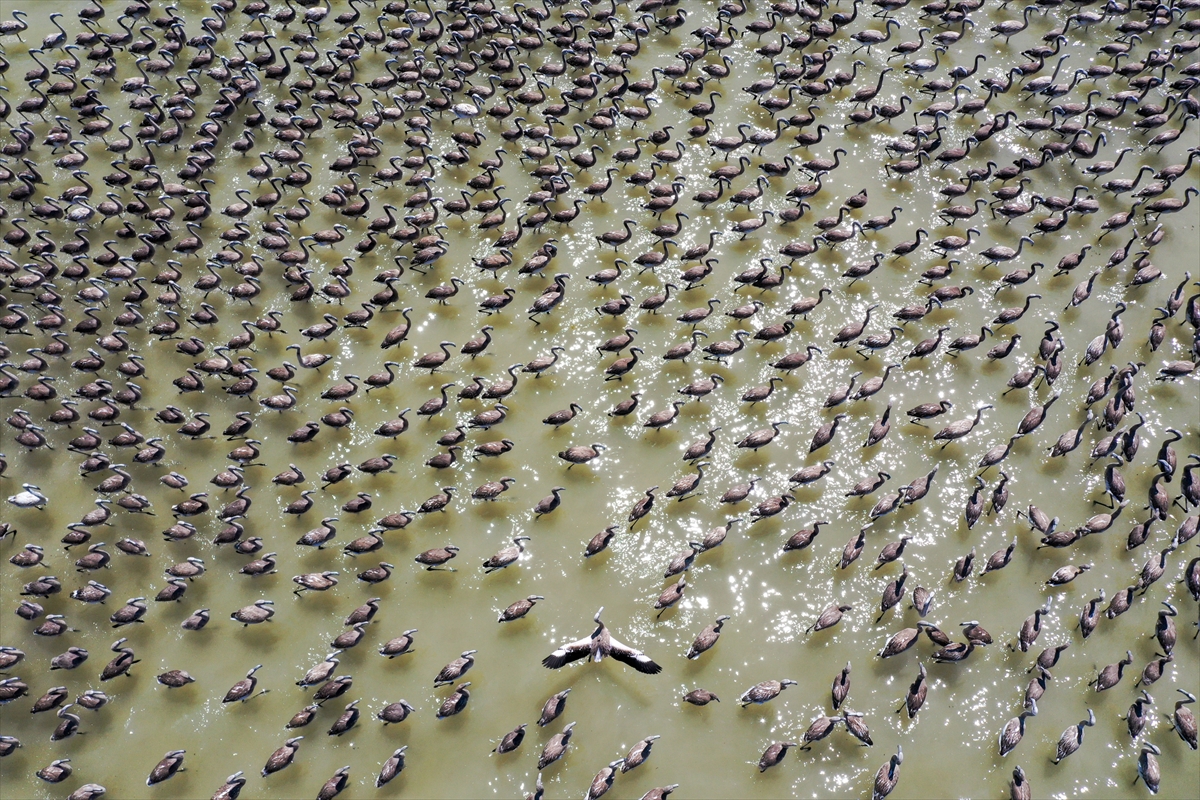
xmin=542 ymin=608 xmax=661 ymax=674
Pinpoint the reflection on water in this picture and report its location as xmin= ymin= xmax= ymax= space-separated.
xmin=0 ymin=1 xmax=1197 ymax=799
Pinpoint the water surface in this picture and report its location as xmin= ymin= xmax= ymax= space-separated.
xmin=1 ymin=2 xmax=1197 ymax=799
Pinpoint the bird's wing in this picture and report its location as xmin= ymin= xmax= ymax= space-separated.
xmin=542 ymin=637 xmax=591 ymax=669
xmin=608 ymin=637 xmax=662 ymax=674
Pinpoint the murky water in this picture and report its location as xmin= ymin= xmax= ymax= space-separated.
xmin=1 ymin=1 xmax=1197 ymax=799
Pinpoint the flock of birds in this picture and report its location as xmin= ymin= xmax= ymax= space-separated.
xmin=0 ymin=0 xmax=1198 ymax=798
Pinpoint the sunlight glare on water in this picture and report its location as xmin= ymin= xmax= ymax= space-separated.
xmin=0 ymin=1 xmax=1197 ymax=799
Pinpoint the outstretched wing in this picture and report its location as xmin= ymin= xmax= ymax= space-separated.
xmin=542 ymin=637 xmax=591 ymax=669
xmin=608 ymin=638 xmax=662 ymax=675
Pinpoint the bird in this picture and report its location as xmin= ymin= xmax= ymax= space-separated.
xmin=376 ymin=698 xmax=416 ymax=726
xmin=871 ymin=747 xmax=905 ymax=800
xmin=1052 ymin=709 xmax=1096 ymax=763
xmin=7 ymin=483 xmax=47 ymax=509
xmin=482 ymin=537 xmax=531 ymax=573
xmin=375 ymin=748 xmax=407 ymax=788
xmin=1133 ymin=744 xmax=1161 ymax=795
xmin=499 ymin=595 xmax=544 ymax=623
xmin=537 ymin=689 xmax=572 ymax=728
xmin=434 ymin=650 xmax=477 ymax=686
xmin=223 ymin=665 xmax=266 ymax=703
xmin=494 ymin=723 xmax=527 ymax=754
xmin=146 ymin=750 xmax=186 ymax=787
xmin=542 ymin=609 xmax=661 ymax=674
xmin=588 ymin=760 xmax=624 ymax=798
xmin=622 ymin=734 xmax=660 ymax=772
xmin=758 ymin=741 xmax=797 ymax=772
xmin=532 ymin=719 xmax=576 ymax=771
xmin=262 ymin=737 xmax=303 ymax=777
xmin=686 ymin=615 xmax=730 ymax=659
xmin=999 ymin=700 xmax=1038 ymax=757
xmin=739 ymin=679 xmax=798 ymax=707
xmin=1170 ymin=690 xmax=1197 ymax=750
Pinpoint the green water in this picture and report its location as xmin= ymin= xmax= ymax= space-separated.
xmin=0 ymin=1 xmax=1197 ymax=799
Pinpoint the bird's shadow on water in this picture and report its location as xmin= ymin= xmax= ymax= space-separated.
xmin=79 ymin=704 xmax=119 ymax=737
xmin=474 ymin=499 xmax=517 ymax=520
xmin=639 ymin=431 xmax=679 ymax=450
xmin=232 ymin=622 xmax=284 ymax=650
xmin=261 ymin=762 xmax=308 ymax=796
xmin=158 ymin=683 xmax=200 ymax=709
xmin=778 ymin=547 xmax=817 ymax=577
xmin=1036 ymin=451 xmax=1072 ymax=478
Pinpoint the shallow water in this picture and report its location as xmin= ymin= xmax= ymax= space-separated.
xmin=1 ymin=1 xmax=1198 ymax=799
